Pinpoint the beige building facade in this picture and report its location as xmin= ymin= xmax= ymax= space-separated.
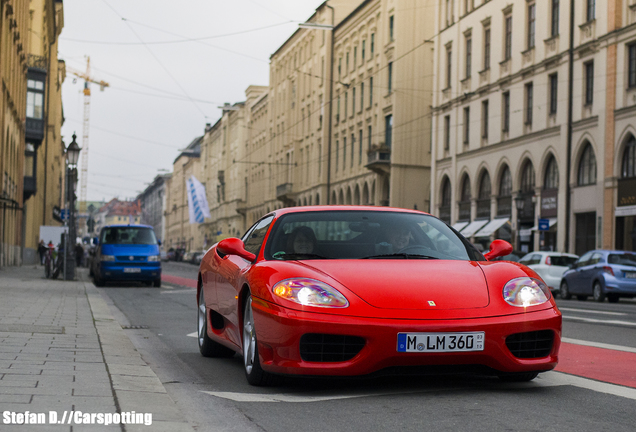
xmin=1 ymin=0 xmax=30 ymax=266
xmin=23 ymin=0 xmax=66 ymax=264
xmin=430 ymin=0 xmax=636 ymax=255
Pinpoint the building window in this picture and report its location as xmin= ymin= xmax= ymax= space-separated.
xmin=346 ymin=52 xmax=350 ymax=74
xmin=527 ymin=3 xmax=536 ymax=49
xmin=482 ymin=100 xmax=489 ymax=139
xmin=502 ymin=91 xmax=510 ymax=132
xmin=586 ymin=0 xmax=595 ymax=22
xmin=388 ymin=62 xmax=393 ymax=94
xmin=359 ymin=129 xmax=363 ymax=165
xmin=504 ymin=14 xmax=512 ymax=61
xmin=551 ymin=0 xmax=560 ymax=37
xmin=465 ymin=36 xmax=472 ymax=78
xmin=369 ymin=77 xmax=373 ymax=106
xmin=446 ymin=46 xmax=452 ymax=88
xmin=544 ymin=156 xmax=559 ymax=190
xmin=484 ymin=27 xmax=491 ymax=70
xmin=463 ymin=107 xmax=470 ymax=145
xmin=389 ymin=15 xmax=395 ymax=41
xmin=352 ymin=87 xmax=356 ymax=115
xmin=525 ymin=82 xmax=533 ymax=125
xmin=360 ymin=82 xmax=364 ymax=111
xmin=629 ymin=44 xmax=636 ymax=88
xmin=351 ymin=133 xmax=355 ymax=167
xmin=368 ymin=125 xmax=372 ymax=150
xmin=385 ymin=115 xmax=393 ymax=148
xmin=343 ymin=137 xmax=347 ymax=168
xmin=458 ymin=175 xmax=472 ymax=222
xmin=444 ymin=115 xmax=451 ymax=150
xmin=338 ymin=58 xmax=342 ymax=80
xmin=477 ymin=171 xmax=491 ymax=219
xmin=353 ymin=46 xmax=357 ymax=69
xmin=498 ymin=165 xmax=512 ymax=217
xmin=344 ymin=91 xmax=348 ymax=118
xmin=622 ymin=135 xmax=636 ymax=178
xmin=371 ymin=33 xmax=375 ymax=56
xmin=578 ymin=142 xmax=597 ymax=185
xmin=362 ymin=40 xmax=366 ymax=62
xmin=585 ymin=61 xmax=594 ymax=105
xmin=440 ymin=176 xmax=452 ymax=224
xmin=521 ymin=161 xmax=536 ymax=193
xmin=549 ymin=73 xmax=558 ymax=115
xmin=335 ymin=140 xmax=339 ymax=171
xmin=465 ymin=0 xmax=474 ymax=15
xmin=26 ymin=79 xmax=44 ymax=119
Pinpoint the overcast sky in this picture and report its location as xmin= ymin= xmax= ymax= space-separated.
xmin=59 ymin=0 xmax=324 ymax=202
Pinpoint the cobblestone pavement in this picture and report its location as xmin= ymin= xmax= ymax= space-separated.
xmin=0 ymin=266 xmax=194 ymax=431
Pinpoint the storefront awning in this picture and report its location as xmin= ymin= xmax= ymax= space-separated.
xmin=452 ymin=221 xmax=469 ymax=232
xmin=459 ymin=220 xmax=489 ymax=238
xmin=616 ymin=205 xmax=636 ymax=217
xmin=530 ymin=218 xmax=558 ymax=231
xmin=474 ymin=218 xmax=510 ymax=237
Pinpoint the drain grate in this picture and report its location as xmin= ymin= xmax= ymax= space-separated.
xmin=121 ymin=325 xmax=149 ymax=330
xmin=0 ymin=325 xmax=65 ymax=334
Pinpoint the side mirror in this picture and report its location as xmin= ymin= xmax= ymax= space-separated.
xmin=483 ymin=239 xmax=513 ymax=261
xmin=217 ymin=238 xmax=256 ymax=262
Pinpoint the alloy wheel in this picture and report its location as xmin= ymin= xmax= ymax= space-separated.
xmin=243 ymin=296 xmax=256 ymax=375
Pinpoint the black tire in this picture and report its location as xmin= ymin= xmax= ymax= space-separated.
xmin=243 ymin=294 xmax=277 ymax=386
xmin=593 ymin=282 xmax=606 ymax=302
xmin=560 ymin=281 xmax=572 ymax=300
xmin=153 ymin=278 xmax=161 ymax=288
xmin=576 ymin=295 xmax=588 ymax=301
xmin=608 ymin=294 xmax=620 ymax=303
xmin=498 ymin=371 xmax=539 ymax=382
xmin=197 ymin=289 xmax=235 ymax=358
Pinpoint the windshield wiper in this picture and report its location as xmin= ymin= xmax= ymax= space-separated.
xmin=278 ymin=253 xmax=330 ymax=260
xmin=362 ymin=253 xmax=439 ymax=260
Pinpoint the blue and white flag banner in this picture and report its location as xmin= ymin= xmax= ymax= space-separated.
xmin=186 ymin=176 xmax=211 ymax=224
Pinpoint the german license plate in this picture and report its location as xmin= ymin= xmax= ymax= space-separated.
xmin=123 ymin=268 xmax=141 ymax=273
xmin=397 ymin=332 xmax=485 ymax=353
xmin=625 ymin=272 xmax=636 ymax=279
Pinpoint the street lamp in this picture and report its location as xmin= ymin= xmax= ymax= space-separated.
xmin=514 ymin=192 xmax=525 ymax=251
xmin=64 ymin=133 xmax=81 ymax=280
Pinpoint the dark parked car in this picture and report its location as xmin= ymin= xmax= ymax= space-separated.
xmin=560 ymin=250 xmax=636 ymax=302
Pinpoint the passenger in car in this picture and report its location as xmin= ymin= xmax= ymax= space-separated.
xmin=287 ymin=226 xmax=318 ymax=254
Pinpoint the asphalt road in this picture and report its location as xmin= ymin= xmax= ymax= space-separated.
xmin=96 ymin=261 xmax=636 ymax=432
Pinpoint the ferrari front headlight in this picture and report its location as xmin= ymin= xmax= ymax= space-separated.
xmin=503 ymin=277 xmax=551 ymax=307
xmin=272 ymin=278 xmax=349 ymax=308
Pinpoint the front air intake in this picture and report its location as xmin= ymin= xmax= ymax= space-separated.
xmin=505 ymin=330 xmax=554 ymax=359
xmin=299 ymin=333 xmax=365 ymax=362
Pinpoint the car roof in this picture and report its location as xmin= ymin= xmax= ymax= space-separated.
xmin=270 ymin=205 xmax=430 ymax=217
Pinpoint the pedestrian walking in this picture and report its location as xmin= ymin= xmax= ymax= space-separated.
xmin=75 ymin=242 xmax=84 ymax=267
xmin=37 ymin=240 xmax=47 ymax=265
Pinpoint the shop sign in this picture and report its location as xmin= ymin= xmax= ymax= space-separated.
xmin=540 ymin=190 xmax=558 ymax=218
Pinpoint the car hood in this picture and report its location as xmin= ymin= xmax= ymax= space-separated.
xmin=299 ymin=260 xmax=489 ymax=310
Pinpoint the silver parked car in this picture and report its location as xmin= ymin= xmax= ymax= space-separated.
xmin=518 ymin=252 xmax=579 ymax=293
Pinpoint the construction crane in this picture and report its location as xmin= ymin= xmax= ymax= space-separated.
xmin=66 ymin=57 xmax=109 ymax=214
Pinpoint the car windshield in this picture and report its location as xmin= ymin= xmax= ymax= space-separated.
xmin=550 ymin=256 xmax=578 ymax=267
xmin=608 ymin=253 xmax=636 ymax=267
xmin=264 ymin=211 xmax=483 ymax=261
xmin=100 ymin=227 xmax=158 ymax=245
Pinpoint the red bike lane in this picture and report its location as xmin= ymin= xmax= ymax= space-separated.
xmin=164 ymin=272 xmax=636 ymax=388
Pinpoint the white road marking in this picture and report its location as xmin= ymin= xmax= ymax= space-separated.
xmin=200 ymin=371 xmax=636 ymax=403
xmin=187 ymin=332 xmax=198 ymax=338
xmin=559 ymin=307 xmax=626 ymax=316
xmin=160 ymin=289 xmax=196 ymax=294
xmin=562 ymin=316 xmax=636 ymax=327
xmin=561 ymin=337 xmax=636 ymax=354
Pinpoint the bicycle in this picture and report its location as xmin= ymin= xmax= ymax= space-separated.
xmin=44 ymin=245 xmax=64 ymax=279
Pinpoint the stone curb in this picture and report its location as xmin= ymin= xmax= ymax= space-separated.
xmin=83 ymin=281 xmax=195 ymax=432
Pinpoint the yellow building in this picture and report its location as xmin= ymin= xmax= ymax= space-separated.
xmin=0 ymin=0 xmax=30 ymax=267
xmin=164 ymin=136 xmax=204 ymax=252
xmin=22 ymin=0 xmax=65 ymax=264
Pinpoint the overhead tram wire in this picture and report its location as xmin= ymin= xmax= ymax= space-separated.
xmin=100 ymin=0 xmax=209 ymax=120
xmin=65 ymin=118 xmax=180 ymax=149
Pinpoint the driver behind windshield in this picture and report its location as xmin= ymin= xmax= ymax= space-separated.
xmin=385 ymin=226 xmax=411 ymax=252
xmin=287 ymin=226 xmax=318 ymax=254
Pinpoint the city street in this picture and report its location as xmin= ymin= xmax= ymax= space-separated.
xmin=93 ymin=261 xmax=636 ymax=432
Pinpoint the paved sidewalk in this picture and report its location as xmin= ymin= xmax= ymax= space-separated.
xmin=0 ymin=266 xmax=195 ymax=431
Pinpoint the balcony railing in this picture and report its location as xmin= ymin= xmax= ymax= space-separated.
xmin=276 ymin=183 xmax=296 ymax=205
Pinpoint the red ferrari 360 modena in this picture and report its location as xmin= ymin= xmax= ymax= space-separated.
xmin=196 ymin=206 xmax=561 ymax=386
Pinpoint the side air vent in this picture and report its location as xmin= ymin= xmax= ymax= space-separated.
xmin=299 ymin=333 xmax=365 ymax=362
xmin=506 ymin=330 xmax=554 ymax=359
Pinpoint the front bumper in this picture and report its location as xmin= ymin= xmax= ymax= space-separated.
xmin=251 ymin=298 xmax=561 ymax=377
xmin=99 ymin=263 xmax=161 ymax=281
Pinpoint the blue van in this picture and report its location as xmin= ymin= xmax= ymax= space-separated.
xmin=92 ymin=225 xmax=161 ymax=287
